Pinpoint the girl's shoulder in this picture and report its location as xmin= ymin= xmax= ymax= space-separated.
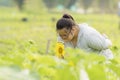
xmin=78 ymin=23 xmax=93 ymax=32
xmin=78 ymin=23 xmax=93 ymax=31
xmin=78 ymin=23 xmax=89 ymax=28
xmin=78 ymin=23 xmax=100 ymax=36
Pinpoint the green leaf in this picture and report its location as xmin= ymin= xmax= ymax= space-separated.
xmin=85 ymin=64 xmax=107 ymax=80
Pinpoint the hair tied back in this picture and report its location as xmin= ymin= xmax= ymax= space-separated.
xmin=62 ymin=14 xmax=74 ymax=21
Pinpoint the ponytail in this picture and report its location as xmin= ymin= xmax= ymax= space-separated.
xmin=56 ymin=14 xmax=76 ymax=30
xmin=62 ymin=14 xmax=74 ymax=21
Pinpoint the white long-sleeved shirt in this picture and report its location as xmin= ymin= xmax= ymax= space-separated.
xmin=58 ymin=23 xmax=113 ymax=59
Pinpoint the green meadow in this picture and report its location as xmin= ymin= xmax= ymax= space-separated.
xmin=0 ymin=8 xmax=120 ymax=80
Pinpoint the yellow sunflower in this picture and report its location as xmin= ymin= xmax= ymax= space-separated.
xmin=55 ymin=42 xmax=65 ymax=59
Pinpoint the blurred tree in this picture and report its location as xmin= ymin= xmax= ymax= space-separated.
xmin=43 ymin=0 xmax=57 ymax=9
xmin=0 ymin=0 xmax=14 ymax=7
xmin=80 ymin=0 xmax=93 ymax=14
xmin=68 ymin=0 xmax=77 ymax=8
xmin=98 ymin=0 xmax=109 ymax=13
xmin=43 ymin=0 xmax=77 ymax=10
xmin=29 ymin=0 xmax=45 ymax=12
xmin=14 ymin=0 xmax=25 ymax=11
xmin=21 ymin=0 xmax=46 ymax=13
xmin=111 ymin=0 xmax=118 ymax=13
xmin=92 ymin=0 xmax=118 ymax=14
xmin=57 ymin=0 xmax=77 ymax=9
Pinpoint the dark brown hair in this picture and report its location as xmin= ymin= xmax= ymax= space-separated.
xmin=56 ymin=14 xmax=76 ymax=30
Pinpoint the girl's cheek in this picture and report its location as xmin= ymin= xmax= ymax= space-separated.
xmin=69 ymin=35 xmax=74 ymax=40
xmin=64 ymin=38 xmax=71 ymax=42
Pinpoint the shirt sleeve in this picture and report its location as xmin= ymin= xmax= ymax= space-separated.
xmin=86 ymin=27 xmax=111 ymax=51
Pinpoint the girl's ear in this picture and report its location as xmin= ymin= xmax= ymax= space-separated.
xmin=71 ymin=27 xmax=76 ymax=32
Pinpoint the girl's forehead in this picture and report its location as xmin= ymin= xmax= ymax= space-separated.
xmin=57 ymin=28 xmax=68 ymax=33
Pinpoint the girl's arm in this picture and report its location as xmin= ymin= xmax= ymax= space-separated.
xmin=86 ymin=28 xmax=112 ymax=51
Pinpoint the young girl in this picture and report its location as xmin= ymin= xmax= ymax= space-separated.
xmin=56 ymin=14 xmax=113 ymax=59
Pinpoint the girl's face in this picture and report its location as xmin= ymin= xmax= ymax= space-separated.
xmin=57 ymin=28 xmax=74 ymax=42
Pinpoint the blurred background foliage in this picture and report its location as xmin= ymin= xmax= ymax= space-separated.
xmin=0 ymin=0 xmax=119 ymax=13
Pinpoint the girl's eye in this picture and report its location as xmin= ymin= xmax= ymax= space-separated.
xmin=60 ymin=35 xmax=67 ymax=38
xmin=63 ymin=35 xmax=67 ymax=37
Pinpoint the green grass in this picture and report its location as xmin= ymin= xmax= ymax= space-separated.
xmin=0 ymin=7 xmax=120 ymax=80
